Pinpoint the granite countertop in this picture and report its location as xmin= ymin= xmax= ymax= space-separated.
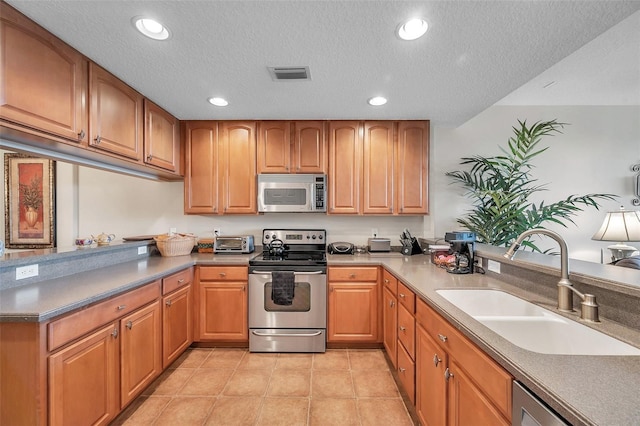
xmin=2 ymin=251 xmax=639 ymax=425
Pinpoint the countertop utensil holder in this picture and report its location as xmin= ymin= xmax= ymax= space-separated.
xmin=402 ymin=238 xmax=423 ymax=255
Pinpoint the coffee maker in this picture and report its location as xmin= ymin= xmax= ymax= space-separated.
xmin=444 ymin=231 xmax=476 ymax=274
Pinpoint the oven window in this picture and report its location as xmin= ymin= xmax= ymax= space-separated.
xmin=264 ymin=281 xmax=311 ymax=312
xmin=264 ymin=188 xmax=307 ymax=206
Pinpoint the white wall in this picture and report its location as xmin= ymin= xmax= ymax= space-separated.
xmin=432 ymin=105 xmax=640 ymax=262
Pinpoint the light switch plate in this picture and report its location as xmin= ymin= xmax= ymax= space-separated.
xmin=487 ymin=260 xmax=501 ymax=274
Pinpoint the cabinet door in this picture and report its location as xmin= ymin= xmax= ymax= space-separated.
xmin=257 ymin=121 xmax=291 ymax=173
xmin=363 ymin=121 xmax=394 ymax=214
xmin=416 ymin=324 xmax=447 ymax=426
xmin=120 ymin=301 xmax=162 ymax=408
xmin=0 ymin=3 xmax=88 ymax=143
xmin=89 ymin=63 xmax=143 ymax=161
xmin=198 ymin=281 xmax=248 ymax=341
xmin=163 ymin=285 xmax=193 ymax=369
xmin=328 ymin=282 xmax=378 ymax=342
xmin=382 ymin=287 xmax=398 ymax=368
xmin=328 ymin=121 xmax=362 ymax=214
xmin=219 ymin=121 xmax=257 ymax=214
xmin=184 ymin=121 xmax=218 ymax=214
xmin=396 ymin=121 xmax=429 ymax=214
xmin=144 ymin=99 xmax=180 ymax=173
xmin=447 ymin=358 xmax=510 ymax=426
xmin=397 ymin=340 xmax=416 ymax=405
xmin=49 ymin=323 xmax=119 ymax=426
xmin=397 ymin=303 xmax=415 ymax=359
xmin=294 ymin=121 xmax=326 ymax=173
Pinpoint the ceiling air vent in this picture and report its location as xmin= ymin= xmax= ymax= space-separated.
xmin=268 ymin=66 xmax=311 ymax=81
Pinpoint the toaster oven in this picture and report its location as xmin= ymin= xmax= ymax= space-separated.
xmin=214 ymin=236 xmax=255 ymax=253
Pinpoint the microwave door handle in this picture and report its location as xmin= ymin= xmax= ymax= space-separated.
xmin=251 ymin=270 xmax=325 ymax=275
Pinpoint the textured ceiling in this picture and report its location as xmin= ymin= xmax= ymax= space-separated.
xmin=5 ymin=0 xmax=640 ymax=127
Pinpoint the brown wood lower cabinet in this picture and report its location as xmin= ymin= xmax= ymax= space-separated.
xmin=163 ymin=285 xmax=193 ymax=368
xmin=48 ymin=323 xmax=120 ymax=426
xmin=416 ymin=298 xmax=512 ymax=426
xmin=196 ymin=266 xmax=248 ymax=342
xmin=327 ymin=266 xmax=380 ymax=343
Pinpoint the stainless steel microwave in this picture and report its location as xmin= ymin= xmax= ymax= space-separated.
xmin=257 ymin=174 xmax=327 ymax=213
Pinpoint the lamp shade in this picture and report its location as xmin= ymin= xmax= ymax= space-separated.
xmin=592 ymin=208 xmax=640 ymax=242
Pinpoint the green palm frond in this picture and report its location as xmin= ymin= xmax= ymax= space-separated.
xmin=446 ymin=119 xmax=617 ymax=252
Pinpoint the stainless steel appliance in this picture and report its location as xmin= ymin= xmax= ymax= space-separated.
xmin=248 ymin=228 xmax=327 ymax=352
xmin=213 ymin=235 xmax=255 ymax=253
xmin=257 ymin=174 xmax=327 ymax=213
xmin=512 ymin=381 xmax=569 ymax=426
xmin=445 ymin=231 xmax=476 ymax=274
xmin=368 ymin=237 xmax=391 ymax=252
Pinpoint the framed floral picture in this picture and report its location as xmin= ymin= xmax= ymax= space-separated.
xmin=4 ymin=154 xmax=56 ymax=249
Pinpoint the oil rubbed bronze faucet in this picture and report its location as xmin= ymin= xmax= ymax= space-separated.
xmin=504 ymin=228 xmax=600 ymax=322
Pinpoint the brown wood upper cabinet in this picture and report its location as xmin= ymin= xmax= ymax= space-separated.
xmin=219 ymin=121 xmax=257 ymax=214
xmin=89 ymin=63 xmax=144 ymax=161
xmin=329 ymin=120 xmax=429 ymax=215
xmin=257 ymin=121 xmax=327 ymax=174
xmin=144 ymin=99 xmax=180 ymax=173
xmin=0 ymin=3 xmax=88 ymax=144
xmin=183 ymin=121 xmax=218 ymax=214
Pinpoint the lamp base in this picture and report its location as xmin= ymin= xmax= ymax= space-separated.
xmin=607 ymin=243 xmax=638 ymax=262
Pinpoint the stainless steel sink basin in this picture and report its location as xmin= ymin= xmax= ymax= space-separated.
xmin=435 ymin=289 xmax=640 ymax=356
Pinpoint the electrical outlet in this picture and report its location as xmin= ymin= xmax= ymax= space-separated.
xmin=487 ymin=260 xmax=501 ymax=274
xmin=475 ymin=256 xmax=483 ymax=267
xmin=137 ymin=246 xmax=147 ymax=255
xmin=214 ymin=228 xmax=221 ymax=237
xmin=16 ymin=264 xmax=39 ymax=280
xmin=371 ymin=228 xmax=378 ymax=237
xmin=169 ymin=227 xmax=177 ymax=235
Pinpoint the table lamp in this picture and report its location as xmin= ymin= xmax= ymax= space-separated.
xmin=592 ymin=207 xmax=640 ymax=262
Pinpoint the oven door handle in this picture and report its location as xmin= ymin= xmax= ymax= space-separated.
xmin=251 ymin=330 xmax=323 ymax=337
xmin=251 ymin=270 xmax=325 ymax=275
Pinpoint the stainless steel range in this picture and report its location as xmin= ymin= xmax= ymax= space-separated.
xmin=248 ymin=229 xmax=327 ymax=353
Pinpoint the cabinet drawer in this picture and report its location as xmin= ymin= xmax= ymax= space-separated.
xmin=397 ymin=303 xmax=415 ymax=359
xmin=397 ymin=342 xmax=415 ymax=405
xmin=397 ymin=282 xmax=415 ymax=313
xmin=48 ymin=281 xmax=161 ymax=352
xmin=416 ymin=299 xmax=512 ymax=418
xmin=328 ymin=266 xmax=378 ymax=282
xmin=199 ymin=266 xmax=248 ymax=281
xmin=382 ymin=269 xmax=398 ymax=295
xmin=162 ymin=267 xmax=193 ymax=295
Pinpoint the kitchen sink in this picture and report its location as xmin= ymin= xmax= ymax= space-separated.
xmin=435 ymin=289 xmax=640 ymax=356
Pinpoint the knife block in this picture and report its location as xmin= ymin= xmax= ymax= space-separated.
xmin=401 ymin=238 xmax=423 ymax=255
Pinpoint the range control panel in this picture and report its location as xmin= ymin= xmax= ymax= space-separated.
xmin=261 ymin=229 xmax=326 ymax=245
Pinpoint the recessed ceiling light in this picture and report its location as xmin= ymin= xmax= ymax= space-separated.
xmin=368 ymin=96 xmax=388 ymax=106
xmin=132 ymin=16 xmax=170 ymax=40
xmin=397 ymin=18 xmax=428 ymax=41
xmin=208 ymin=97 xmax=229 ymax=107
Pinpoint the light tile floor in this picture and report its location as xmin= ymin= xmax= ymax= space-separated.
xmin=112 ymin=348 xmax=416 ymax=425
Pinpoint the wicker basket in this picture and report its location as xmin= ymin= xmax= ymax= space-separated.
xmin=154 ymin=234 xmax=197 ymax=257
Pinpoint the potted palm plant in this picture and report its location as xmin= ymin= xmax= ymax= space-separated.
xmin=446 ymin=119 xmax=616 ymax=252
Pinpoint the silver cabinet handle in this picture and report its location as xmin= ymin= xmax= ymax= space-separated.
xmin=444 ymin=368 xmax=454 ymax=381
xmin=177 ymin=279 xmax=185 ymax=284
xmin=166 ymin=300 xmax=172 ymax=307
xmin=95 ymin=135 xmax=102 ymax=144
xmin=349 ymin=273 xmax=356 ymax=278
xmin=399 ymin=367 xmax=406 ymax=373
xmin=399 ymin=293 xmax=406 ymax=299
xmin=78 ymin=129 xmax=85 ymax=140
xmin=399 ymin=326 xmax=406 ymax=332
xmin=126 ymin=321 xmax=133 ymax=330
xmin=251 ymin=330 xmax=322 ymax=337
xmin=433 ymin=354 xmax=441 ymax=367
xmin=117 ymin=305 xmax=126 ymax=311
xmin=438 ymin=334 xmax=448 ymax=343
xmin=219 ymin=272 xmax=226 ymax=277
xmin=111 ymin=328 xmax=118 ymax=338
xmin=389 ymin=300 xmax=395 ymax=308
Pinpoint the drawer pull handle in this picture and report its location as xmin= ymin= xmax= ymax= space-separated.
xmin=399 ymin=293 xmax=406 ymax=298
xmin=111 ymin=328 xmax=118 ymax=338
xmin=399 ymin=326 xmax=406 ymax=332
xmin=117 ymin=305 xmax=126 ymax=311
xmin=444 ymin=368 xmax=454 ymax=381
xmin=95 ymin=135 xmax=102 ymax=145
xmin=437 ymin=334 xmax=448 ymax=343
xmin=399 ymin=367 xmax=406 ymax=373
xmin=177 ymin=279 xmax=185 ymax=284
xmin=433 ymin=354 xmax=441 ymax=367
xmin=166 ymin=300 xmax=172 ymax=307
xmin=126 ymin=321 xmax=133 ymax=330
xmin=349 ymin=273 xmax=356 ymax=278
xmin=78 ymin=129 xmax=85 ymax=140
xmin=384 ymin=279 xmax=389 ymax=284
xmin=389 ymin=300 xmax=395 ymax=308
xmin=219 ymin=272 xmax=226 ymax=277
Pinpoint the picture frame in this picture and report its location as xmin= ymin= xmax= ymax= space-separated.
xmin=4 ymin=154 xmax=55 ymax=249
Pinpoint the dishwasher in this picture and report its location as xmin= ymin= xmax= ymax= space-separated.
xmin=512 ymin=381 xmax=569 ymax=426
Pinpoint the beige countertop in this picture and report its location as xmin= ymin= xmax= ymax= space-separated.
xmin=1 ymin=251 xmax=639 ymax=425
